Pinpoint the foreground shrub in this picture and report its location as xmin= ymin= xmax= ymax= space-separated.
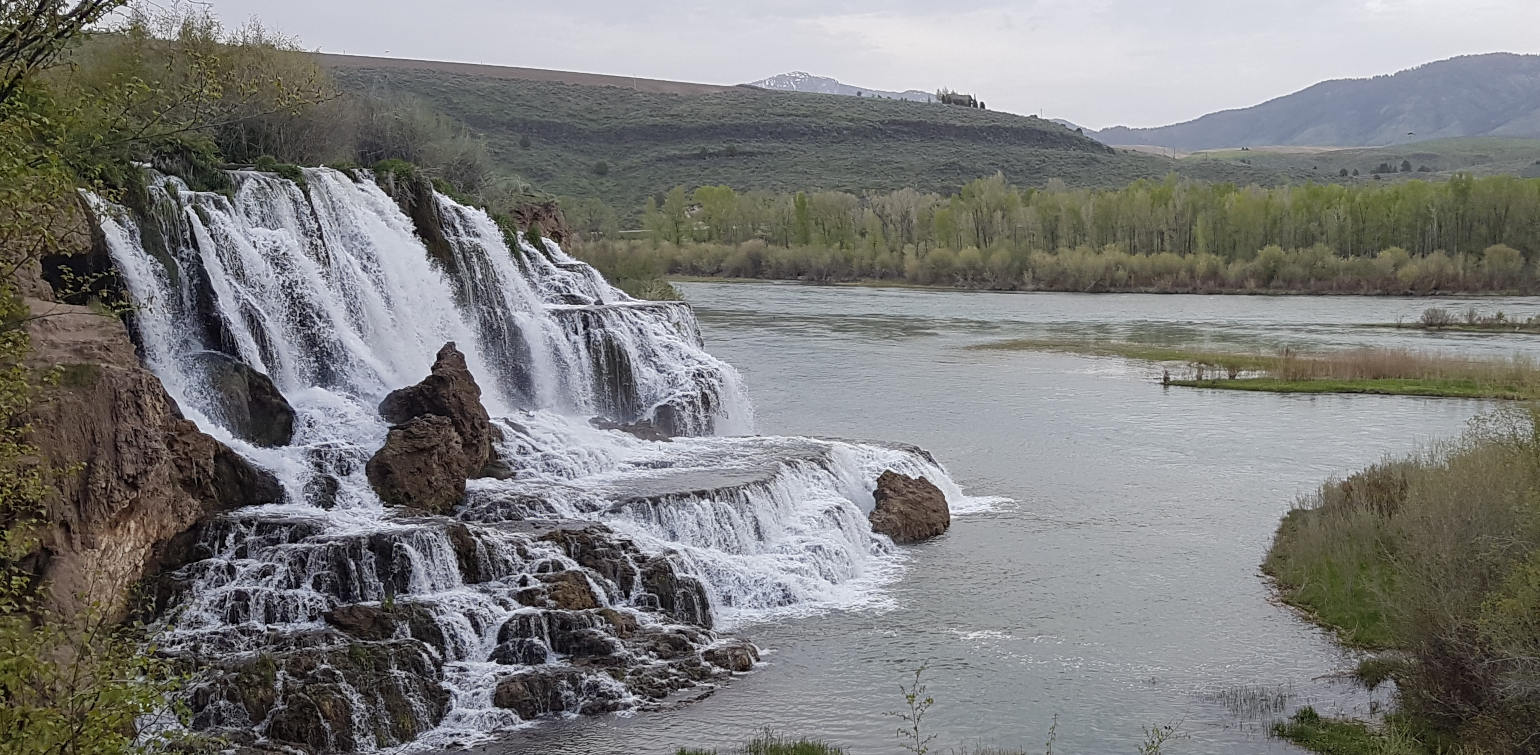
xmin=1265 ymin=407 xmax=1540 ymax=749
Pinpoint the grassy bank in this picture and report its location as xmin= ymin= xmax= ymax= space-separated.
xmin=1263 ymin=408 xmax=1540 ymax=752
xmin=974 ymin=339 xmax=1540 ymax=400
xmin=1377 ymin=306 xmax=1540 ymax=334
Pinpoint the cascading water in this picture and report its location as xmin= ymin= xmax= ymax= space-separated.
xmin=88 ymin=167 xmax=991 ymax=752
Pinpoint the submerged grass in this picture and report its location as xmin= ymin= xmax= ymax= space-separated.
xmin=975 ymin=338 xmax=1540 ymax=400
xmin=676 ymin=732 xmax=846 ymax=755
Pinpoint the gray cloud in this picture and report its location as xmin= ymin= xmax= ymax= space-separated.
xmin=204 ymin=0 xmax=1540 ymax=128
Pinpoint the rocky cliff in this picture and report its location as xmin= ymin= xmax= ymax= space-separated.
xmin=21 ymin=298 xmax=281 ymax=621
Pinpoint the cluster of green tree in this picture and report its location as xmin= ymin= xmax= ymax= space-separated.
xmin=51 ymin=9 xmax=538 ymax=210
xmin=1265 ymin=407 xmax=1540 ymax=751
xmin=603 ymin=173 xmax=1540 ymax=293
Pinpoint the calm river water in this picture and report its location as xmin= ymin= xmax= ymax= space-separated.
xmin=490 ymin=284 xmax=1540 ymax=755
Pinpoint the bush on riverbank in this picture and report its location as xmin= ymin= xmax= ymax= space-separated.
xmin=1401 ymin=306 xmax=1540 ymax=333
xmin=1264 ymin=407 xmax=1540 ymax=751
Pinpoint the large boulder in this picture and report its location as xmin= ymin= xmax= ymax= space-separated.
xmin=21 ymin=299 xmax=283 ymax=622
xmin=365 ymin=416 xmax=466 ymax=513
xmin=190 ymin=350 xmax=295 ymax=447
xmin=377 ymin=343 xmax=495 ymax=469
xmin=703 ymin=639 xmax=760 ymax=672
xmin=868 ymin=470 xmax=950 ymax=544
xmin=367 ymin=342 xmax=508 ymax=511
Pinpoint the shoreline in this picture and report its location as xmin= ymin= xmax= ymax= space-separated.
xmin=667 ymin=275 xmax=1537 ymax=298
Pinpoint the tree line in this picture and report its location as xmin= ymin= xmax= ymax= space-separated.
xmin=571 ymin=173 xmax=1540 ymax=293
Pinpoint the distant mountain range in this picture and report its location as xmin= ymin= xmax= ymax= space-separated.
xmin=747 ymin=72 xmax=934 ymax=103
xmin=1090 ymin=53 xmax=1540 ymax=150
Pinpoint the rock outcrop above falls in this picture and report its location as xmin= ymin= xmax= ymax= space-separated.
xmin=868 ymin=469 xmax=950 ymax=543
xmin=21 ymin=299 xmax=282 ymax=621
xmin=367 ymin=342 xmax=504 ymax=512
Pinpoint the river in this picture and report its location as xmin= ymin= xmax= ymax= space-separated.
xmin=488 ymin=283 xmax=1539 ymax=755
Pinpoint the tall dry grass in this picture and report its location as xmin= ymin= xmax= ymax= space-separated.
xmin=1269 ymin=348 xmax=1540 ymax=387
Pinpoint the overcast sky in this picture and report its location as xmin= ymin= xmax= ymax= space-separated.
xmin=201 ymin=0 xmax=1540 ymax=129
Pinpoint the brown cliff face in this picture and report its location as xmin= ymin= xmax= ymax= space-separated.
xmin=509 ymin=200 xmax=571 ymax=245
xmin=22 ymin=299 xmax=281 ymax=621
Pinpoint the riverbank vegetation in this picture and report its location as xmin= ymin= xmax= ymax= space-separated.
xmin=974 ymin=339 xmax=1540 ymax=400
xmin=570 ymin=173 xmax=1540 ymax=294
xmin=677 ymin=733 xmax=845 ymax=755
xmin=1381 ymin=306 xmax=1540 ymax=334
xmin=1264 ymin=407 xmax=1540 ymax=752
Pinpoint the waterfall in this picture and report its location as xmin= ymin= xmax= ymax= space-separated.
xmin=88 ymin=167 xmax=986 ymax=751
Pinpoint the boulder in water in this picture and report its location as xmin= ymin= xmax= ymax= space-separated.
xmin=190 ymin=350 xmax=295 ymax=447
xmin=366 ymin=416 xmax=467 ymax=513
xmin=324 ymin=602 xmax=448 ymax=653
xmin=868 ymin=470 xmax=950 ymax=543
xmin=489 ymin=638 xmax=548 ymax=666
xmin=368 ymin=343 xmax=508 ymax=511
xmin=378 ymin=342 xmax=495 ymax=468
xmin=703 ymin=639 xmax=760 ymax=672
xmin=540 ymin=570 xmax=601 ymax=611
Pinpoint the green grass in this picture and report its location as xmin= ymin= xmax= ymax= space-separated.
xmin=1353 ymin=656 xmax=1403 ymax=690
xmin=1271 ymin=708 xmax=1394 ymax=755
xmin=1180 ymin=137 xmax=1540 ymax=182
xmin=324 ymin=62 xmax=1314 ymax=216
xmin=1265 ymin=510 xmax=1398 ymax=648
xmin=1168 ymin=377 xmax=1536 ymax=400
xmin=677 ymin=732 xmax=845 ymax=755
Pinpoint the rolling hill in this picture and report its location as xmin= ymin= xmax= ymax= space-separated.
xmin=1177 ymin=138 xmax=1540 ymax=181
xmin=747 ymin=72 xmax=934 ymax=102
xmin=1092 ymin=53 xmax=1540 ymax=150
xmin=320 ymin=55 xmax=1302 ymax=214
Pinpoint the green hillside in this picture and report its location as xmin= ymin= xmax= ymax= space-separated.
xmin=323 ymin=57 xmax=1308 ymax=213
xmin=1179 ymin=137 xmax=1540 ymax=180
